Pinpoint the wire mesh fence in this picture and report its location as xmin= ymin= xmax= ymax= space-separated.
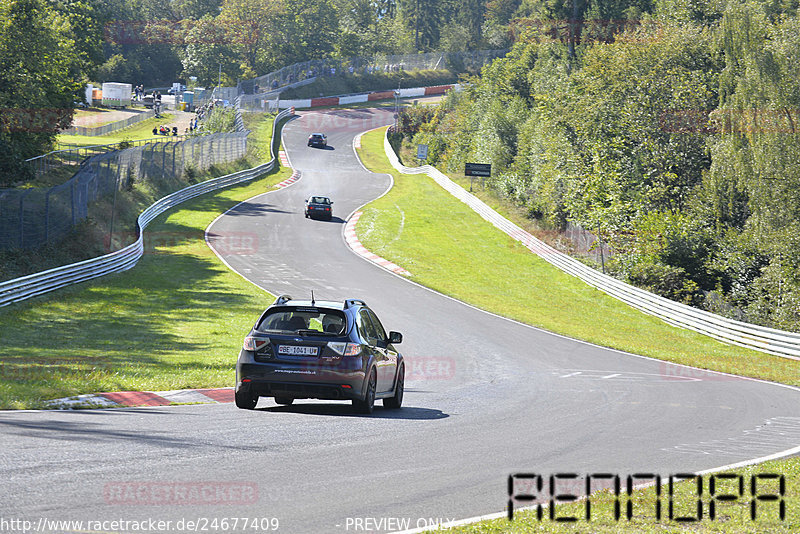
xmin=61 ymin=109 xmax=155 ymax=136
xmin=237 ymin=50 xmax=508 ymax=96
xmin=1 ymin=132 xmax=248 ymax=250
xmin=26 ymin=137 xmax=182 ymax=177
xmin=564 ymin=221 xmax=613 ymax=268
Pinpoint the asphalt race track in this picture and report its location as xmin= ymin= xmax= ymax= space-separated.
xmin=1 ymin=107 xmax=799 ymax=533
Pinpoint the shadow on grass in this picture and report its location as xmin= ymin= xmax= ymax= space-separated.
xmin=0 ymin=250 xmax=255 ymax=405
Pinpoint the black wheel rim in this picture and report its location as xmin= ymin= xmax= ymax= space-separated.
xmin=367 ymin=372 xmax=376 ymax=407
xmin=396 ymin=368 xmax=404 ymax=404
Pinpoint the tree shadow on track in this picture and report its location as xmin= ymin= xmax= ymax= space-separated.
xmin=222 ymin=203 xmax=292 ymax=217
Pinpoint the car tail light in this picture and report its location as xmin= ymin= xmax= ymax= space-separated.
xmin=243 ymin=336 xmax=269 ymax=352
xmin=327 ymin=342 xmax=362 ymax=356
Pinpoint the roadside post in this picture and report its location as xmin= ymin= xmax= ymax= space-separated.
xmin=465 ymin=162 xmax=491 ymax=192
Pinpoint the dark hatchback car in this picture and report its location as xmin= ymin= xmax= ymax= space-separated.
xmin=304 ymin=195 xmax=333 ymax=220
xmin=236 ymin=295 xmax=404 ymax=414
xmin=307 ymin=133 xmax=327 ymax=147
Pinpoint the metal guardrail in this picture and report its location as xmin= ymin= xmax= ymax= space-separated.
xmin=234 ymin=97 xmax=246 ymax=132
xmin=383 ymin=130 xmax=800 ymax=361
xmin=0 ymin=108 xmax=292 ymax=308
xmin=238 ymin=50 xmax=508 ymax=95
xmin=61 ymin=109 xmax=155 ymax=136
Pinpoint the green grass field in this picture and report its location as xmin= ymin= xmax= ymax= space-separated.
xmin=355 ymin=126 xmax=800 ymax=534
xmin=0 ymin=115 xmax=287 ymax=409
xmin=450 ymin=457 xmax=798 ymax=533
xmin=57 ymin=113 xmax=178 ymax=147
xmin=0 ymin=168 xmax=286 ymax=409
xmin=355 ymin=127 xmax=799 ymax=387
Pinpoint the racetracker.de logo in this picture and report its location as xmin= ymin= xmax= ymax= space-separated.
xmin=105 ymin=231 xmax=259 ymax=256
xmin=103 ymin=481 xmax=258 ymax=505
xmin=658 ymin=361 xmax=739 ymax=382
xmin=0 ymin=108 xmax=72 ymax=133
xmin=405 ymin=356 xmax=456 ymax=380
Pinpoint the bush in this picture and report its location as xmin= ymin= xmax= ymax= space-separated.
xmin=626 ymin=262 xmax=703 ymax=306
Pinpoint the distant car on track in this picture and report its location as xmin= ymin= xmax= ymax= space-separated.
xmin=235 ymin=295 xmax=404 ymax=413
xmin=304 ymin=195 xmax=333 ymax=220
xmin=308 ymin=133 xmax=327 ymax=147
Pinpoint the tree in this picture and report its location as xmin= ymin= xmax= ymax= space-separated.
xmin=219 ymin=0 xmax=286 ymax=74
xmin=180 ymin=15 xmax=240 ymax=85
xmin=173 ymin=0 xmax=223 ymax=18
xmin=0 ymin=0 xmax=82 ymax=184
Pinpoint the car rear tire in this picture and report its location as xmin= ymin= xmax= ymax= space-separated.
xmin=353 ymin=369 xmax=376 ymax=414
xmin=383 ymin=364 xmax=404 ymax=409
xmin=235 ymin=389 xmax=258 ymax=410
xmin=274 ymin=397 xmax=294 ymax=405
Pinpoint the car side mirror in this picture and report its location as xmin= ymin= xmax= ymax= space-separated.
xmin=388 ymin=331 xmax=402 ymax=344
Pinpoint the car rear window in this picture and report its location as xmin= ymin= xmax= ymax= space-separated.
xmin=311 ymin=197 xmax=330 ymax=204
xmin=257 ymin=307 xmax=346 ymax=335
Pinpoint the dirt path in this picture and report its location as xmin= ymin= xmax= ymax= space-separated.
xmin=150 ymin=109 xmax=195 ymax=135
xmin=72 ymin=108 xmax=147 ymax=127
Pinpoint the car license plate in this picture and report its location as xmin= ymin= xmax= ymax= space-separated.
xmin=278 ymin=345 xmax=318 ymax=356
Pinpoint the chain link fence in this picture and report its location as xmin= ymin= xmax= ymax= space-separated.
xmin=564 ymin=221 xmax=613 ymax=268
xmin=237 ymin=50 xmax=507 ymax=96
xmin=26 ymin=137 xmax=181 ymax=177
xmin=1 ymin=132 xmax=248 ymax=250
xmin=61 ymin=109 xmax=155 ymax=136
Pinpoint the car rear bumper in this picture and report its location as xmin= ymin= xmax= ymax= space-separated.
xmin=236 ymin=354 xmax=366 ymax=400
xmin=308 ymin=211 xmax=332 ymax=219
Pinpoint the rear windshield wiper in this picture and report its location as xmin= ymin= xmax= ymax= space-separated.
xmin=296 ymin=329 xmax=328 ymax=336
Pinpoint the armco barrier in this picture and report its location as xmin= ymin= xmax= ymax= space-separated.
xmin=383 ymin=130 xmax=800 ymax=361
xmin=0 ymin=108 xmax=292 ymax=308
xmin=275 ymin=84 xmax=460 ymax=111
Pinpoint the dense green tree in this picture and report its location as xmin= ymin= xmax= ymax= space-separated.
xmin=0 ymin=0 xmax=83 ymax=184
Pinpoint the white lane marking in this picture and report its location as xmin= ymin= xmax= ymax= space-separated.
xmin=205 ymin=114 xmax=800 ymax=534
xmin=664 ymin=416 xmax=800 ymax=456
xmin=552 ymin=369 xmax=703 ymax=382
xmin=343 ymin=211 xmax=410 ymax=276
xmin=204 ymin=172 xmax=302 ymax=292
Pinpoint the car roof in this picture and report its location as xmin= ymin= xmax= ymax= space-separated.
xmin=275 ymin=299 xmax=344 ymax=310
xmin=310 ymin=133 xmax=325 ymax=136
xmin=308 ymin=195 xmax=331 ymax=201
xmin=268 ymin=296 xmax=368 ymax=312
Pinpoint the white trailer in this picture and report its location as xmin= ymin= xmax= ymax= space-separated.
xmin=101 ymin=82 xmax=132 ymax=108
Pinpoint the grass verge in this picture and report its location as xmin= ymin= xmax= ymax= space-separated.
xmin=356 ymin=130 xmax=800 ymax=534
xmin=0 ymin=115 xmax=279 ymax=283
xmin=0 ymin=118 xmax=289 ymax=409
xmin=57 ymin=113 xmax=178 ymax=147
xmin=451 ymin=457 xmax=797 ymax=533
xmin=355 ymin=127 xmax=799 ymax=387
